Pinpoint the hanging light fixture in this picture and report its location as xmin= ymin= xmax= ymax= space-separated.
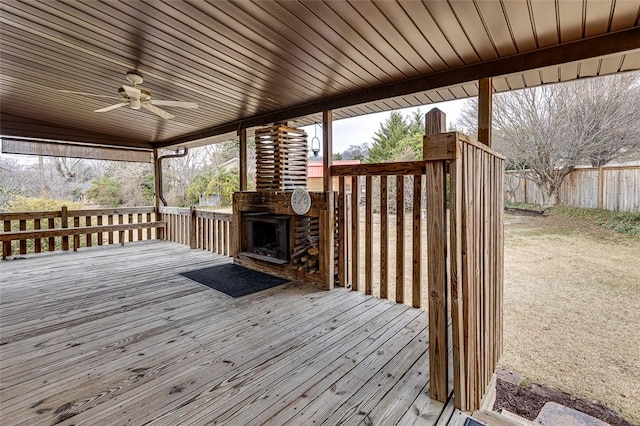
xmin=311 ymin=122 xmax=321 ymax=158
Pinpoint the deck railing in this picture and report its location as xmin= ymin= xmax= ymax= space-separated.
xmin=331 ymin=162 xmax=430 ymax=309
xmin=331 ymin=131 xmax=505 ymax=412
xmin=0 ymin=206 xmax=165 ymax=259
xmin=159 ymin=206 xmax=233 ymax=256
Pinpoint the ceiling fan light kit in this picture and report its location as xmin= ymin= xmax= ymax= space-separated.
xmin=62 ymin=72 xmax=197 ymax=119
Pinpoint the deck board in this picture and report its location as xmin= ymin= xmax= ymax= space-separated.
xmin=0 ymin=240 xmax=457 ymax=425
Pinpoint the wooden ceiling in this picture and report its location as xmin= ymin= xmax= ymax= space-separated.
xmin=1 ymin=0 xmax=639 ymax=150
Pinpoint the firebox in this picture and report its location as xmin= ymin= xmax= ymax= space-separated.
xmin=242 ymin=213 xmax=290 ymax=264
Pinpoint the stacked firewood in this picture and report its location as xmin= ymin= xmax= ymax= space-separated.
xmin=291 ymin=246 xmax=320 ymax=274
xmin=291 ymin=216 xmax=320 ymax=274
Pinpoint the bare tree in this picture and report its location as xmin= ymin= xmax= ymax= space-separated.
xmin=566 ymin=74 xmax=640 ymax=167
xmin=456 ymin=73 xmax=640 ymax=206
xmin=0 ymin=157 xmax=38 ymax=207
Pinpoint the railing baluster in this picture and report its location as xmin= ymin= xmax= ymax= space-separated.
xmin=3 ymin=219 xmax=12 ymax=259
xmin=350 ymin=176 xmax=359 ymax=292
xmin=34 ymin=218 xmax=42 ymax=253
xmin=48 ymin=217 xmax=55 ymax=251
xmin=108 ymin=214 xmax=114 ymax=245
xmin=379 ymin=175 xmax=388 ymax=299
xmin=338 ymin=176 xmax=346 ymax=288
xmin=118 ymin=214 xmax=124 ymax=245
xmin=412 ymin=174 xmax=422 ymax=308
xmin=97 ymin=215 xmax=104 ymax=245
xmin=365 ymin=175 xmax=373 ymax=295
xmin=396 ymin=175 xmax=405 ymax=304
xmin=85 ymin=216 xmax=92 ymax=247
xmin=73 ymin=216 xmax=80 ymax=251
xmin=19 ymin=219 xmax=27 ymax=254
xmin=128 ymin=214 xmax=134 ymax=242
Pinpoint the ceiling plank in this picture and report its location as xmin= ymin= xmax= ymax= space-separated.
xmin=156 ymin=28 xmax=640 ymax=148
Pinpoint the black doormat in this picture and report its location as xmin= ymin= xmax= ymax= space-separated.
xmin=180 ymin=263 xmax=289 ymax=298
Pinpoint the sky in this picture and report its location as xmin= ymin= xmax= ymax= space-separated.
xmin=302 ymin=98 xmax=468 ymax=155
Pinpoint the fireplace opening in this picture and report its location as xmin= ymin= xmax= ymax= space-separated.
xmin=242 ymin=213 xmax=290 ymax=264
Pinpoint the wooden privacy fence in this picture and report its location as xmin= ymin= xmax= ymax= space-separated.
xmin=159 ymin=206 xmax=233 ymax=256
xmin=505 ymin=166 xmax=640 ymax=211
xmin=331 ymin=131 xmax=505 ymax=412
xmin=0 ymin=207 xmax=165 ymax=259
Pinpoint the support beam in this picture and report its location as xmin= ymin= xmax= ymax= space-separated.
xmin=238 ymin=128 xmax=248 ymax=191
xmin=478 ymin=78 xmax=493 ymax=147
xmin=322 ymin=110 xmax=333 ymax=192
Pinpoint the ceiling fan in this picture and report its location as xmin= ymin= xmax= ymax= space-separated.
xmin=59 ymin=72 xmax=198 ymax=119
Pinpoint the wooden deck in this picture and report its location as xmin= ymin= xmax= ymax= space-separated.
xmin=0 ymin=241 xmax=465 ymax=425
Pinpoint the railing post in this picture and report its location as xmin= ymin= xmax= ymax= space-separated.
xmin=189 ymin=206 xmax=197 ymax=249
xmin=424 ymin=108 xmax=449 ymax=402
xmin=61 ymin=205 xmax=69 ymax=251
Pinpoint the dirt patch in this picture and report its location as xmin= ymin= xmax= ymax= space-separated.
xmin=494 ymin=369 xmax=634 ymax=426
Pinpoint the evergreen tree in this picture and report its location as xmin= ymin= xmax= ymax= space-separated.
xmin=366 ymin=112 xmax=410 ymax=163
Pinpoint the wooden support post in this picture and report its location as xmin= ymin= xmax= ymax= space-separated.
xmin=153 ymin=149 xmax=162 ymax=211
xmin=424 ymin=107 xmax=449 ymax=402
xmin=478 ymin=78 xmax=493 ymax=147
xmin=239 ymin=128 xmax=248 ymax=191
xmin=323 ymin=110 xmax=333 ymax=192
xmin=189 ymin=205 xmax=197 ymax=249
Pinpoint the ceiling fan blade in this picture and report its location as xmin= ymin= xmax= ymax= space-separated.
xmin=57 ymin=90 xmax=116 ymax=99
xmin=94 ymin=102 xmax=129 ymax=113
xmin=141 ymin=102 xmax=174 ymax=120
xmin=122 ymin=85 xmax=141 ymax=99
xmin=150 ymin=100 xmax=198 ymax=109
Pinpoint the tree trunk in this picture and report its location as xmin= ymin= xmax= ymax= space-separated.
xmin=540 ymin=181 xmax=560 ymax=207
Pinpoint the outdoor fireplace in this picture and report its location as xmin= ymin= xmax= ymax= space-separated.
xmin=242 ymin=213 xmax=290 ymax=264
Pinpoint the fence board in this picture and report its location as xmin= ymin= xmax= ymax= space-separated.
xmin=505 ymin=166 xmax=639 ymax=211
